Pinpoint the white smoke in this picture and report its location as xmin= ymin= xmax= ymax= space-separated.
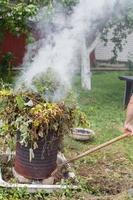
xmin=16 ymin=0 xmax=118 ymax=101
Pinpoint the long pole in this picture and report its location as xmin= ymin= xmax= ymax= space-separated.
xmin=52 ymin=133 xmax=130 ymax=177
xmin=65 ymin=134 xmax=129 ymax=165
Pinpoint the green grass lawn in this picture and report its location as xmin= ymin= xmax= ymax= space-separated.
xmin=64 ymin=71 xmax=133 ymax=199
xmin=1 ymin=71 xmax=133 ymax=200
xmin=75 ymin=71 xmax=125 ymax=139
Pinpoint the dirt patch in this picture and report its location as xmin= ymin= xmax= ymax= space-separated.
xmin=77 ymin=151 xmax=133 ymax=196
xmin=78 ymin=192 xmax=130 ymax=200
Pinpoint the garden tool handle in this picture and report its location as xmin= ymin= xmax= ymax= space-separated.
xmin=64 ymin=133 xmax=130 ymax=166
xmin=51 ymin=132 xmax=131 ymax=178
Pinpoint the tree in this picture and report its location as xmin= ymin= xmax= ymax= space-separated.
xmin=78 ymin=1 xmax=116 ymax=90
xmin=81 ymin=0 xmax=133 ymax=89
xmin=2 ymin=0 xmax=133 ymax=90
xmin=0 ymin=0 xmax=38 ymax=34
xmin=102 ymin=0 xmax=133 ymax=61
xmin=21 ymin=0 xmax=133 ymax=90
xmin=0 ymin=0 xmax=79 ymax=34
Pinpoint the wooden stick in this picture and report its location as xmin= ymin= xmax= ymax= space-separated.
xmin=64 ymin=133 xmax=130 ymax=166
xmin=51 ymin=132 xmax=131 ymax=178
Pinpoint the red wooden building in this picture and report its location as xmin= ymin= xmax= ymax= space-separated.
xmin=0 ymin=31 xmax=26 ymax=68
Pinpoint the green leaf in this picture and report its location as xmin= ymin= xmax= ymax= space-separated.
xmin=16 ymin=95 xmax=25 ymax=110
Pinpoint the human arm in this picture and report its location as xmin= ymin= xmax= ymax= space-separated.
xmin=124 ymin=95 xmax=133 ymax=135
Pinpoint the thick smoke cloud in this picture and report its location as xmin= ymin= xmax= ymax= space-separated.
xmin=16 ymin=0 xmax=119 ymax=101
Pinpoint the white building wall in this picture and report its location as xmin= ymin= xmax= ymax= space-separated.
xmin=95 ymin=32 xmax=133 ymax=62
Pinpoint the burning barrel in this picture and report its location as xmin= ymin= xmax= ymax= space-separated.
xmin=15 ymin=134 xmax=59 ymax=180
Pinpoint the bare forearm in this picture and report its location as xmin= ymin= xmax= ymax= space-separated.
xmin=125 ymin=95 xmax=133 ymax=124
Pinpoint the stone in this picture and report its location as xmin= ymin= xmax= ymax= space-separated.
xmin=12 ymin=168 xmax=31 ymax=184
xmin=42 ymin=177 xmax=55 ymax=185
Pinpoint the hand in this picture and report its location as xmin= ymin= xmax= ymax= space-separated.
xmin=124 ymin=122 xmax=133 ymax=135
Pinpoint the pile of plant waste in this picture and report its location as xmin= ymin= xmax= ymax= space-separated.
xmin=0 ymin=87 xmax=89 ymax=156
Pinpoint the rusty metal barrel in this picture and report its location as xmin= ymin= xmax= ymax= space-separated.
xmin=14 ymin=135 xmax=59 ymax=180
